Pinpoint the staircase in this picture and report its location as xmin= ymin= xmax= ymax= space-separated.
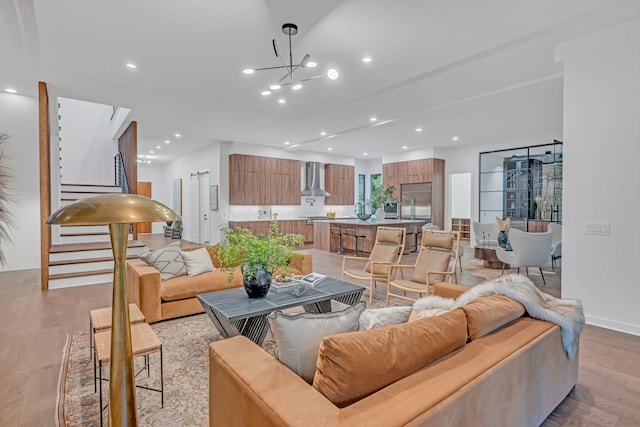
xmin=48 ymin=183 xmax=148 ymax=289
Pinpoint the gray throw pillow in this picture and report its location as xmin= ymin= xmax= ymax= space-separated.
xmin=267 ymin=302 xmax=366 ymax=383
xmin=358 ymin=306 xmax=413 ymax=330
xmin=139 ymin=242 xmax=187 ymax=281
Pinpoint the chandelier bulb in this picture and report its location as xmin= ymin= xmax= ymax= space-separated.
xmin=327 ymin=68 xmax=339 ymax=80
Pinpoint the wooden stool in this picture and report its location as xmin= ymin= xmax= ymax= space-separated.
xmin=330 ymin=226 xmax=344 ymax=254
xmin=94 ymin=322 xmax=163 ymax=427
xmin=89 ymin=303 xmax=145 ymax=359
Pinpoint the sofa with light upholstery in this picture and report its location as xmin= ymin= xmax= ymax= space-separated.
xmin=126 ymin=246 xmax=313 ymax=323
xmin=208 ymin=282 xmax=578 ymax=427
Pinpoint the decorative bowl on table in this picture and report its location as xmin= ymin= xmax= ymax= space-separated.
xmin=357 ymin=214 xmax=371 ymax=221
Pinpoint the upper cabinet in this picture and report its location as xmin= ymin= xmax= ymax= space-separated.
xmin=229 ymin=154 xmax=301 ymax=205
xmin=324 ymin=164 xmax=355 ymax=205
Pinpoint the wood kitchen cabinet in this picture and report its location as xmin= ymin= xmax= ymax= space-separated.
xmin=382 ymin=158 xmax=445 ymax=228
xmin=229 ymin=154 xmax=301 ymax=205
xmin=324 ymin=164 xmax=355 ymax=205
xmin=228 ymin=220 xmax=313 ymax=243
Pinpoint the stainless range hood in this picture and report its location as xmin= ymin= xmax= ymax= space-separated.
xmin=301 ymin=162 xmax=330 ymax=197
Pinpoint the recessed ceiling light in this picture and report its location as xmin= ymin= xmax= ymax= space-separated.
xmin=362 ymin=57 xmax=372 ymax=63
xmin=369 ymin=117 xmax=377 ymax=122
xmin=147 ymin=160 xmax=152 ymax=164
xmin=415 ymin=127 xmax=423 ymax=132
xmin=164 ymin=140 xmax=171 ymax=144
xmin=149 ymin=150 xmax=154 ymax=154
xmin=261 ymin=90 xmax=271 ymax=96
xmin=452 ymin=136 xmax=459 ymax=141
xmin=402 ymin=146 xmax=408 ymax=150
xmin=242 ymin=68 xmax=255 ymax=74
xmin=284 ymin=141 xmax=290 ymax=145
xmin=174 ymin=133 xmax=181 ymax=138
xmin=306 ymin=61 xmax=317 ymax=68
xmin=363 ymin=152 xmax=368 ymax=156
xmin=5 ymin=88 xmax=17 ymax=94
xmin=269 ymin=84 xmax=281 ymax=90
xmin=320 ymin=131 xmax=327 ymax=136
xmin=327 ymin=68 xmax=339 ymax=80
xmin=156 ymin=145 xmax=161 ymax=149
xmin=126 ymin=63 xmax=137 ymax=69
xmin=292 ymin=84 xmax=302 ymax=91
xmin=328 ymin=147 xmax=333 ymax=151
xmin=278 ymin=98 xmax=286 ymax=104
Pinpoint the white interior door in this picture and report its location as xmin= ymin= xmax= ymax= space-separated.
xmin=190 ymin=171 xmax=211 ymax=244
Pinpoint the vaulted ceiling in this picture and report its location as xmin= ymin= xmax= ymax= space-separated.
xmin=1 ymin=0 xmax=638 ymax=162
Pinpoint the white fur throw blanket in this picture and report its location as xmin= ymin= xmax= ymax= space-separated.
xmin=413 ymin=274 xmax=584 ymax=359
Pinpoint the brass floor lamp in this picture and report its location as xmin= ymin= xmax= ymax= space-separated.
xmin=47 ymin=194 xmax=177 ymax=426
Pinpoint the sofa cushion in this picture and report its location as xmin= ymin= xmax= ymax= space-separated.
xmin=364 ymin=244 xmax=399 ymax=275
xmin=139 ymin=243 xmax=186 ymax=281
xmin=267 ymin=302 xmax=365 ymax=384
xmin=313 ymin=308 xmax=468 ymax=407
xmin=181 ymin=247 xmax=215 ymax=276
xmin=358 ymin=306 xmax=412 ymax=330
xmin=160 ymin=268 xmax=242 ymax=301
xmin=461 ymin=295 xmax=525 ymax=340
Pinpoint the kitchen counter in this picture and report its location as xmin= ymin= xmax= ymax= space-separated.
xmin=314 ymin=219 xmax=426 ymax=254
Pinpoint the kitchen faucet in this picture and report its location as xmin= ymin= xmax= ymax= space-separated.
xmin=354 ymin=202 xmax=363 ymax=215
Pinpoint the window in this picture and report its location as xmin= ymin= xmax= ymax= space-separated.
xmin=370 ymin=173 xmax=382 ymax=197
xmin=358 ymin=174 xmax=365 ymax=203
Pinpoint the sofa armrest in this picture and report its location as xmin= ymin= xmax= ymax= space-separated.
xmin=209 ymin=336 xmax=338 ymax=427
xmin=433 ymin=282 xmax=471 ymax=299
xmin=126 ymin=260 xmax=162 ymax=323
xmin=289 ymin=252 xmax=313 ymax=275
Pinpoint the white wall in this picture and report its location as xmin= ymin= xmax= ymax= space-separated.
xmin=0 ymin=93 xmax=41 ymax=271
xmin=556 ymin=18 xmax=640 ymax=335
xmin=450 ymin=173 xmax=471 ymax=219
xmin=58 ymin=97 xmax=118 ymax=185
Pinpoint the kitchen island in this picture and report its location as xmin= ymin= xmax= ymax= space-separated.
xmin=313 ymin=219 xmax=426 ymax=254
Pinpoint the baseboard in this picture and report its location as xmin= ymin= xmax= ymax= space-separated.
xmin=585 ymin=315 xmax=640 ymax=336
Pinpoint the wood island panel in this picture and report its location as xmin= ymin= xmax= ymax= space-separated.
xmin=228 ymin=219 xmax=313 ymax=243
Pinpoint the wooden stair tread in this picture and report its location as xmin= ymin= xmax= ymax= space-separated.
xmin=60 ymin=232 xmax=110 ymax=237
xmin=61 ymin=183 xmax=120 ymax=188
xmin=49 ymin=269 xmax=114 ymax=280
xmin=49 ymin=254 xmax=138 ymax=267
xmin=49 ymin=240 xmax=145 ymax=253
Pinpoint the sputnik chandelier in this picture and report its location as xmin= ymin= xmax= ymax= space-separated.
xmin=242 ymin=23 xmax=339 ymax=96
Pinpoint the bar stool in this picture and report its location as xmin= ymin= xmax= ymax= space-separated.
xmin=404 ymin=225 xmax=419 ymax=254
xmin=94 ymin=322 xmax=164 ymax=427
xmin=89 ymin=303 xmax=145 ymax=359
xmin=343 ymin=228 xmax=367 ymax=256
xmin=330 ymin=226 xmax=344 ymax=254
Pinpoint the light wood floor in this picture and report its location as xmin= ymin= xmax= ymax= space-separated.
xmin=0 ymin=235 xmax=638 ymax=426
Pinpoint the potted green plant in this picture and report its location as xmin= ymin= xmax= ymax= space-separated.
xmin=217 ymin=221 xmax=304 ymax=298
xmin=369 ymin=185 xmax=398 ymax=219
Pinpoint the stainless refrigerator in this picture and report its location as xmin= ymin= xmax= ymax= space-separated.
xmin=401 ymin=182 xmax=432 ymax=221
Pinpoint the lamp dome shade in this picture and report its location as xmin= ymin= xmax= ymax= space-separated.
xmin=45 ymin=194 xmax=178 ymax=225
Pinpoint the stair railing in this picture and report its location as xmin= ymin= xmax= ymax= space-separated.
xmin=114 ymin=152 xmax=131 ymax=194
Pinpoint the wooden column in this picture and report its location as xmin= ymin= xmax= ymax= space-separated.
xmin=38 ymin=82 xmax=51 ymax=291
xmin=118 ymin=122 xmax=138 ymax=237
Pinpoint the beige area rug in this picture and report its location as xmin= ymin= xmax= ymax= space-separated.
xmin=57 ymin=314 xmax=277 ymax=427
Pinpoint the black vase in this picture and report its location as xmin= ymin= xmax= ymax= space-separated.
xmin=243 ymin=267 xmax=272 ymax=298
xmin=498 ymin=230 xmax=508 ymax=248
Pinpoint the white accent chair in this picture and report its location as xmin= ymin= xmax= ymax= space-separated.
xmin=472 ymin=221 xmax=499 ymax=247
xmin=548 ymin=223 xmax=562 ymax=268
xmin=495 ymin=228 xmax=553 ymax=284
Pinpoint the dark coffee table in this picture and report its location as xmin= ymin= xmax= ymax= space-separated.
xmin=197 ymin=277 xmax=364 ymax=345
xmin=473 ymin=245 xmax=510 ymax=269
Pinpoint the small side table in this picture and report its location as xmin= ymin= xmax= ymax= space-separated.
xmin=473 ymin=245 xmax=509 ymax=269
xmin=89 ymin=304 xmax=145 ymax=359
xmin=93 ymin=322 xmax=163 ymax=427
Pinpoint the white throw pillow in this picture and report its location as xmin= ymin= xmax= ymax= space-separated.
xmin=358 ymin=306 xmax=413 ymax=330
xmin=410 ymin=295 xmax=457 ymax=321
xmin=139 ymin=242 xmax=186 ymax=281
xmin=267 ymin=302 xmax=366 ymax=384
xmin=181 ymin=247 xmax=215 ymax=276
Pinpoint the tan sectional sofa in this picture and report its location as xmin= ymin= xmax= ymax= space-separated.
xmin=126 ymin=247 xmax=313 ymax=323
xmin=208 ymin=283 xmax=579 ymax=426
